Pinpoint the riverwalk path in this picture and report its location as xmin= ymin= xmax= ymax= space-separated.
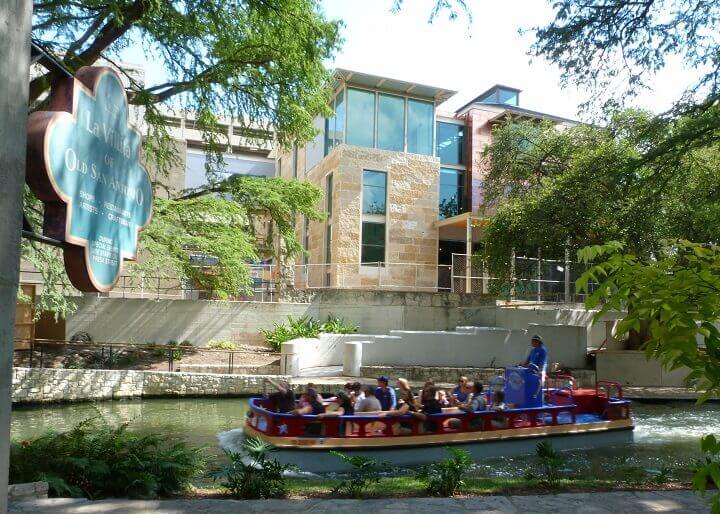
xmin=8 ymin=490 xmax=709 ymax=513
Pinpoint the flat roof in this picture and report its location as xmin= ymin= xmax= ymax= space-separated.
xmin=333 ymin=68 xmax=457 ymax=105
xmin=485 ymin=104 xmax=579 ymax=125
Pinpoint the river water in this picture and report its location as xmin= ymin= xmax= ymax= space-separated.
xmin=11 ymin=398 xmax=720 ymax=477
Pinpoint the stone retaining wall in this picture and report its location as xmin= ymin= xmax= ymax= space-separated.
xmin=360 ymin=365 xmax=597 ymax=388
xmin=11 ymin=367 xmax=290 ymax=404
xmin=7 ymin=482 xmax=48 ymax=502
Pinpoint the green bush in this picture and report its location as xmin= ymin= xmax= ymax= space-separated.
xmin=261 ymin=315 xmax=357 ymax=352
xmin=321 ymin=315 xmax=359 ymax=334
xmin=415 ymin=447 xmax=473 ymax=496
xmin=329 ymin=451 xmax=386 ymax=498
xmin=535 ymin=440 xmax=565 ymax=487
xmin=212 ymin=437 xmax=295 ymax=499
xmin=207 ymin=339 xmax=236 ymax=350
xmin=10 ymin=417 xmax=206 ymax=499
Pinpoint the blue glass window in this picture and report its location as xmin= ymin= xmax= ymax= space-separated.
xmin=377 ymin=94 xmax=405 ymax=151
xmin=436 ymin=122 xmax=464 ymax=165
xmin=334 ymin=91 xmax=345 ymax=147
xmin=407 ymin=99 xmax=433 ymax=155
xmin=439 ymin=168 xmax=465 ymax=219
xmin=346 ymin=88 xmax=375 ymax=147
xmin=362 ymin=170 xmax=386 ymax=215
xmin=497 ymin=89 xmax=519 ymax=106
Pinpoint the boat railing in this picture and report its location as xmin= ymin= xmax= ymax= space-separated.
xmin=246 ymin=398 xmax=599 ymax=439
xmin=596 ymin=380 xmax=624 ymax=400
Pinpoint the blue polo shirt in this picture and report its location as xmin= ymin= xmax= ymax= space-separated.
xmin=527 ymin=344 xmax=548 ymax=372
xmin=375 ymin=386 xmax=396 ymax=411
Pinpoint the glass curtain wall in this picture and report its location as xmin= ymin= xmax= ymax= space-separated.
xmin=407 ymin=99 xmax=434 ymax=155
xmin=436 ymin=121 xmax=466 ymax=219
xmin=325 ymin=87 xmax=434 ymax=156
xmin=377 ymin=93 xmax=405 ymax=151
xmin=439 ymin=168 xmax=464 ymax=219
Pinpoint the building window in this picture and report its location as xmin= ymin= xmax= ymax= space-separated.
xmin=361 ymin=222 xmax=386 ymax=264
xmin=303 ymin=216 xmax=309 ymax=265
xmin=362 ymin=170 xmax=386 ymax=215
xmin=325 ymin=224 xmax=332 ymax=264
xmin=497 ymin=88 xmax=519 ymax=106
xmin=439 ymin=168 xmax=465 ymax=219
xmin=361 ymin=170 xmax=387 ymax=265
xmin=292 ymin=146 xmax=298 ymax=178
xmin=326 ymin=173 xmax=333 ymax=214
xmin=377 ymin=93 xmax=405 ymax=151
xmin=407 ymin=99 xmax=434 ymax=155
xmin=334 ymin=90 xmax=345 ymax=148
xmin=346 ymin=88 xmax=375 ymax=148
xmin=436 ymin=122 xmax=464 ymax=165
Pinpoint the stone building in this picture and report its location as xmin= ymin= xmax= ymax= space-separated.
xmin=278 ymin=69 xmax=576 ymax=292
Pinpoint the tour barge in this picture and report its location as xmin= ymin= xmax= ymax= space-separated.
xmin=240 ymin=370 xmax=633 ymax=472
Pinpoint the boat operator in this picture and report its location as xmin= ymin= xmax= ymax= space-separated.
xmin=522 ymin=334 xmax=548 ymax=383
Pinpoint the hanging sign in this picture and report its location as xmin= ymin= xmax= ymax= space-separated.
xmin=26 ymin=66 xmax=153 ymax=292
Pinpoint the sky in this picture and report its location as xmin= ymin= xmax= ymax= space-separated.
xmin=122 ymin=0 xmax=693 ymax=120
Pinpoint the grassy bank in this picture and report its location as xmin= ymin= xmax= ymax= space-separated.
xmin=189 ymin=475 xmax=692 ymax=500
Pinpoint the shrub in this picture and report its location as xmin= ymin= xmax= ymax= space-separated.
xmin=10 ymin=417 xmax=206 ymax=499
xmin=212 ymin=437 xmax=295 ymax=499
xmin=329 ymin=451 xmax=386 ymax=498
xmin=415 ymin=447 xmax=473 ymax=496
xmin=261 ymin=315 xmax=357 ymax=352
xmin=321 ymin=315 xmax=359 ymax=334
xmin=536 ymin=440 xmax=565 ymax=487
xmin=207 ymin=339 xmax=236 ymax=350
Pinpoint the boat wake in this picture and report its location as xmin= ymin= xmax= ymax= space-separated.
xmin=217 ymin=428 xmax=245 ymax=453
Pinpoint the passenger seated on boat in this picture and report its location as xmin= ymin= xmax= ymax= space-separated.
xmin=375 ymin=375 xmax=397 ymax=411
xmin=351 ymin=382 xmax=364 ymax=403
xmin=451 ymin=376 xmax=471 ymax=404
xmin=289 ymin=388 xmax=325 ymax=437
xmin=355 ymin=386 xmax=382 ymax=412
xmin=419 ymin=386 xmax=443 ymax=433
xmin=438 ymin=389 xmax=450 ymax=407
xmin=289 ymin=389 xmax=325 ymax=416
xmin=263 ymin=378 xmax=296 ymax=413
xmin=458 ymin=382 xmax=487 ymax=430
xmin=318 ymin=391 xmax=354 ymax=436
xmin=490 ymin=390 xmax=508 ymax=429
xmin=384 ymin=382 xmax=420 ymax=435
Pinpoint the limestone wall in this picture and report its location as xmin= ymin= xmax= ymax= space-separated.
xmin=65 ymin=290 xmax=493 ymax=345
xmin=11 ymin=367 xmax=290 ymax=404
xmin=596 ymin=351 xmax=691 ymax=387
xmin=359 ymin=365 xmax=597 ymax=388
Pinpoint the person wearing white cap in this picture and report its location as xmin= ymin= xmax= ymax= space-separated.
xmin=523 ymin=334 xmax=549 ymax=384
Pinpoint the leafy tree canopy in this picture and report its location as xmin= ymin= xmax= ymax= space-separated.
xmin=482 ymin=113 xmax=720 ymax=274
xmin=25 ymin=0 xmax=340 ymax=317
xmin=531 ymin=1 xmax=720 ymax=172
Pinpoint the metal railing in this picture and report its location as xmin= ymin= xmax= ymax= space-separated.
xmin=20 ymin=255 xmax=599 ymax=302
xmin=13 ymin=338 xmax=279 ymax=373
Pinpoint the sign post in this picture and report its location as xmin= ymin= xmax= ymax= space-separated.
xmin=0 ymin=1 xmax=32 ymax=512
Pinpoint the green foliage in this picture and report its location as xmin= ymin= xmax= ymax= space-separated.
xmin=212 ymin=437 xmax=295 ymax=499
xmin=321 ymin=315 xmax=359 ymax=334
xmin=535 ymin=441 xmax=565 ymax=488
xmin=531 ymin=1 xmax=719 ymax=115
xmin=27 ymin=0 xmax=338 ymax=316
xmin=261 ymin=315 xmax=358 ymax=351
xmin=694 ymin=434 xmax=720 ymax=513
xmin=207 ymin=340 xmax=236 ymax=350
xmin=578 ymin=239 xmax=720 ymax=508
xmin=415 ymin=447 xmax=473 ymax=496
xmin=329 ymin=451 xmax=386 ymax=499
xmin=481 ymin=114 xmax=720 ymax=278
xmin=10 ymin=417 xmax=206 ymax=499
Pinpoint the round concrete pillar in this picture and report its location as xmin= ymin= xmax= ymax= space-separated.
xmin=280 ymin=341 xmax=300 ymax=376
xmin=343 ymin=341 xmax=363 ymax=377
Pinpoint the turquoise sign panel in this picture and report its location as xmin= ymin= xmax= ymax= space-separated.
xmin=44 ymin=70 xmax=153 ymax=290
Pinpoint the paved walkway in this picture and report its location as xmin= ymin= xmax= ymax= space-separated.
xmin=9 ymin=490 xmax=709 ymax=513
